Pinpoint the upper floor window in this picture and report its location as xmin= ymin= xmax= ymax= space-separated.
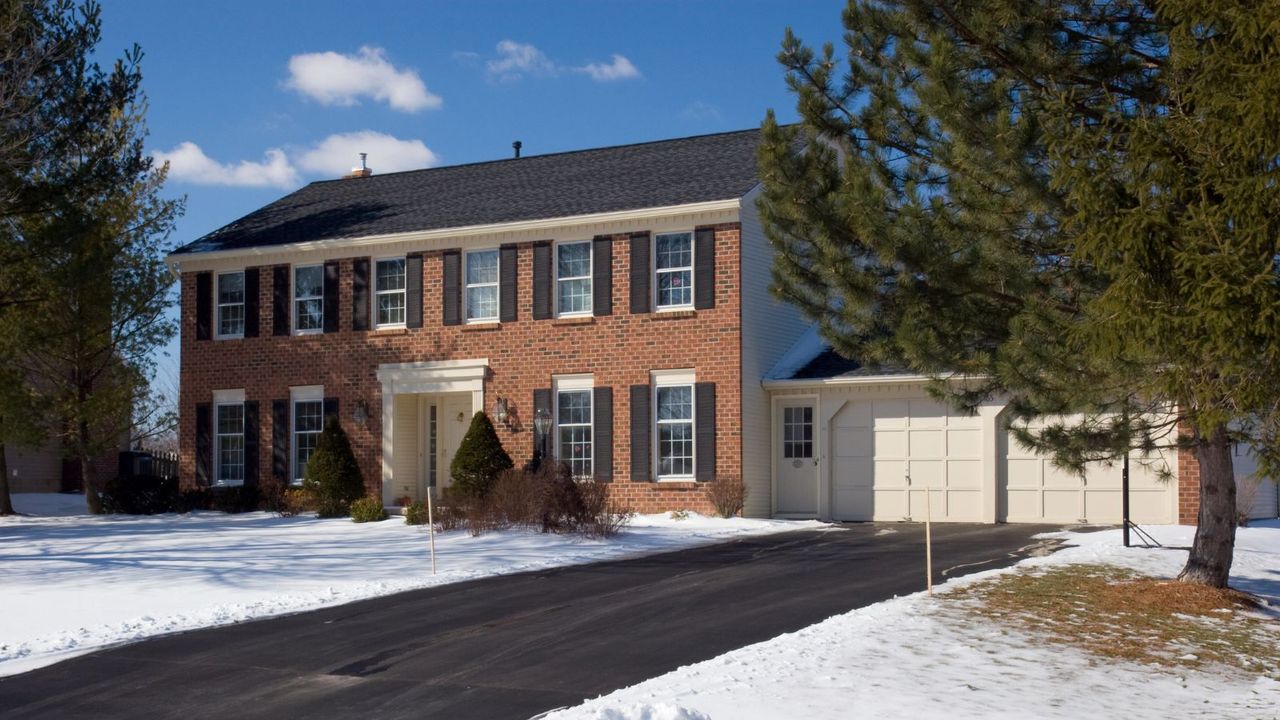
xmin=293 ymin=265 xmax=323 ymax=333
xmin=215 ymin=401 xmax=244 ymax=486
xmin=216 ymin=271 xmax=245 ymax=339
xmin=654 ymin=232 xmax=693 ymax=309
xmin=556 ymin=242 xmax=592 ymax=316
xmin=555 ymin=376 xmax=593 ymax=477
xmin=375 ymin=258 xmax=406 ymax=327
xmin=655 ymin=382 xmax=694 ymax=478
xmin=465 ymin=249 xmax=499 ymax=322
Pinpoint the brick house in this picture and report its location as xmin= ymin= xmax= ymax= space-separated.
xmin=169 ymin=129 xmax=1277 ymax=522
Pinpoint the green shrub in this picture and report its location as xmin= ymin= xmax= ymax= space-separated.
xmin=302 ymin=416 xmax=365 ymax=518
xmin=448 ymin=412 xmax=513 ymax=498
xmin=404 ymin=500 xmax=430 ymax=525
xmin=100 ymin=474 xmax=180 ymax=515
xmin=349 ymin=496 xmax=387 ymax=523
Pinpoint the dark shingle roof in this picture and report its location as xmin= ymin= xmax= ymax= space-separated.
xmin=790 ymin=349 xmax=915 ymax=380
xmin=172 ymin=128 xmax=765 ymax=255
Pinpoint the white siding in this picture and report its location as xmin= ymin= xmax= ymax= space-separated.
xmin=1235 ymin=443 xmax=1279 ymax=520
xmin=739 ymin=185 xmax=809 ymax=517
xmin=390 ymin=395 xmax=419 ymax=502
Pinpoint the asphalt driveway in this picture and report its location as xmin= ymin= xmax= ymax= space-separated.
xmin=0 ymin=522 xmax=1061 ymax=719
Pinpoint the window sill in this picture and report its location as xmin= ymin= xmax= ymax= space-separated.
xmin=654 ymin=478 xmax=700 ymax=486
xmin=651 ymin=309 xmax=696 ymax=320
xmin=372 ymin=326 xmax=409 ymax=335
xmin=552 ymin=315 xmax=595 ymax=326
xmin=214 ymin=335 xmax=245 ymax=341
xmin=461 ymin=322 xmax=502 ymax=332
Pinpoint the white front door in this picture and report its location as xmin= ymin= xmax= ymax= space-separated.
xmin=440 ymin=395 xmax=473 ymax=489
xmin=776 ymin=401 xmax=819 ymax=515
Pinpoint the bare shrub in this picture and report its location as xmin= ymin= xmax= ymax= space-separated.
xmin=704 ymin=476 xmax=747 ymax=518
xmin=578 ymin=480 xmax=635 ymax=539
xmin=487 ymin=468 xmax=543 ymax=528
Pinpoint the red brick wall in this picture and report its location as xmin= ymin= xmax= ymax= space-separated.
xmin=1178 ymin=440 xmax=1200 ymax=525
xmin=179 ymin=224 xmax=743 ymax=514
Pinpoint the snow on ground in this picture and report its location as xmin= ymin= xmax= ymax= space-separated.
xmin=0 ymin=493 xmax=821 ymax=678
xmin=547 ymin=521 xmax=1280 ymax=720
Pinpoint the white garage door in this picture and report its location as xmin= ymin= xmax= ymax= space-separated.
xmin=1000 ymin=430 xmax=1174 ymax=524
xmin=830 ymin=398 xmax=984 ymax=522
xmin=1234 ymin=444 xmax=1279 ymax=520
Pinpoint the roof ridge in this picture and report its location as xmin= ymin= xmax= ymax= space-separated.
xmin=302 ymin=126 xmax=763 ymax=186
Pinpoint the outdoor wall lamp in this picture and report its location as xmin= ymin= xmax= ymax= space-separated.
xmin=492 ymin=397 xmax=511 ymax=426
xmin=352 ymin=399 xmax=370 ymax=427
xmin=533 ymin=407 xmax=552 ymax=437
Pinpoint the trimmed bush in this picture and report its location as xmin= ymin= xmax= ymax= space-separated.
xmin=209 ymin=485 xmax=260 ymax=514
xmin=100 ymin=474 xmax=180 ymax=515
xmin=350 ymin=496 xmax=387 ymax=523
xmin=404 ymin=500 xmax=430 ymax=525
xmin=448 ymin=412 xmax=513 ymax=498
xmin=303 ymin=416 xmax=365 ymax=518
xmin=705 ymin=476 xmax=748 ymax=518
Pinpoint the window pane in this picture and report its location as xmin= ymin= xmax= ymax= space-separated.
xmin=656 ymin=386 xmax=692 ymax=421
xmin=296 ymin=298 xmax=323 ymax=330
xmin=557 ymin=278 xmax=591 ymax=314
xmin=219 ymin=304 xmax=245 ymax=336
xmin=557 ymin=390 xmax=591 ymax=424
xmin=295 ymin=266 xmax=322 ymax=299
xmin=558 ymin=425 xmax=592 ymax=477
xmin=466 ymin=285 xmax=498 ymax=320
xmin=657 ymin=270 xmax=692 ymax=307
xmin=295 ymin=433 xmax=319 ymax=482
xmin=377 ymin=293 xmax=405 ymax=325
xmin=655 ymin=233 xmax=692 ymax=270
xmin=466 ymin=250 xmax=498 ymax=284
xmin=217 ymin=404 xmax=243 ymax=434
xmin=295 ymin=401 xmax=323 ymax=432
xmin=557 ymin=243 xmax=590 ymax=278
xmin=658 ymin=423 xmax=693 ymax=476
xmin=376 ymin=259 xmax=406 ymax=291
xmin=218 ymin=273 xmax=244 ymax=303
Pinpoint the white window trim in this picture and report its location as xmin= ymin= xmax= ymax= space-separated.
xmin=290 ymin=385 xmax=324 ymax=486
xmin=292 ymin=264 xmax=324 ymax=335
xmin=215 ymin=270 xmax=246 ymax=340
xmin=464 ymin=248 xmax=500 ymax=324
xmin=553 ymin=374 xmax=594 ymax=478
xmin=651 ymin=369 xmax=696 ymax=481
xmin=212 ymin=389 xmax=246 ymax=487
xmin=373 ymin=256 xmax=408 ymax=329
xmin=653 ymin=230 xmax=694 ymax=312
xmin=554 ymin=240 xmax=593 ymax=318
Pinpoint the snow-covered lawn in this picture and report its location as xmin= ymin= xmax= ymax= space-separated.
xmin=547 ymin=522 xmax=1280 ymax=720
xmin=0 ymin=493 xmax=820 ymax=678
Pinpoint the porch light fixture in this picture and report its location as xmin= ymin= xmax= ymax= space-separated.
xmin=533 ymin=407 xmax=552 ymax=436
xmin=492 ymin=397 xmax=511 ymax=426
xmin=352 ymin=399 xmax=370 ymax=427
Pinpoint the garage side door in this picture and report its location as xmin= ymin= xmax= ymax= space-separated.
xmin=831 ymin=397 xmax=984 ymax=522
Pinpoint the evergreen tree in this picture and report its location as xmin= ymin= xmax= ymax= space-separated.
xmin=759 ymin=0 xmax=1280 ymax=587
xmin=449 ymin=412 xmax=513 ymax=498
xmin=303 ymin=417 xmax=365 ymax=518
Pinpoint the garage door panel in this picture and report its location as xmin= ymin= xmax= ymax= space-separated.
xmin=947 ymin=459 xmax=982 ymax=488
xmin=1042 ymin=489 xmax=1083 ymax=522
xmin=873 ymin=401 xmax=908 ymax=427
xmin=875 ymin=431 xmax=907 ymax=458
xmin=909 ymin=429 xmax=945 ymax=457
xmin=946 ymin=490 xmax=983 ymax=521
xmin=908 ymin=460 xmax=943 ymax=487
xmin=1004 ymin=458 xmax=1041 ymax=489
xmin=1131 ymin=461 xmax=1171 ymax=489
xmin=1082 ymin=490 xmax=1121 ymax=523
xmin=1085 ymin=463 xmax=1123 ymax=489
xmin=837 ymin=401 xmax=872 ymax=428
xmin=947 ymin=428 xmax=982 ymax=457
xmin=834 ymin=457 xmax=873 ymax=490
xmin=833 ymin=427 xmax=871 ymax=458
xmin=835 ymin=488 xmax=873 ymax=520
xmin=908 ymin=399 xmax=946 ymax=426
xmin=874 ymin=460 xmax=906 ymax=488
xmin=871 ymin=490 xmax=907 ymax=520
xmin=1004 ymin=489 xmax=1041 ymax=521
xmin=1045 ymin=464 xmax=1082 ymax=488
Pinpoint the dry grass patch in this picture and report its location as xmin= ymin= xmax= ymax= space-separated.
xmin=951 ymin=564 xmax=1280 ymax=677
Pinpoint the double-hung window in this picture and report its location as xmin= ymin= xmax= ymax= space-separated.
xmin=291 ymin=387 xmax=324 ymax=485
xmin=293 ymin=265 xmax=323 ymax=333
xmin=654 ymin=378 xmax=695 ymax=479
xmin=213 ymin=390 xmax=245 ymax=486
xmin=216 ymin=271 xmax=246 ymax=338
xmin=375 ymin=258 xmax=406 ymax=327
xmin=465 ymin=249 xmax=499 ymax=322
xmin=556 ymin=242 xmax=591 ymax=316
xmin=555 ymin=376 xmax=593 ymax=477
xmin=654 ymin=232 xmax=693 ymax=310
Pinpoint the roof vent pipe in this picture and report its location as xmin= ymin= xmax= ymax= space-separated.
xmin=346 ymin=153 xmax=372 ymax=179
xmin=512 ymin=140 xmax=522 ymax=159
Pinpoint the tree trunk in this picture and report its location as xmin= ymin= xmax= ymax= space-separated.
xmin=1177 ymin=427 xmax=1236 ymax=587
xmin=79 ymin=418 xmax=104 ymax=515
xmin=0 ymin=441 xmax=14 ymax=515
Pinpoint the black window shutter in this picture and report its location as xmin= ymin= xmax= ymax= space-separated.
xmin=592 ymin=236 xmax=613 ymax=317
xmin=323 ymin=397 xmax=340 ymax=426
xmin=532 ymin=241 xmax=552 ymax=320
xmin=442 ymin=250 xmax=461 ymax=326
xmin=406 ymin=253 xmax=424 ymax=329
xmin=695 ymin=382 xmax=717 ymax=481
xmin=195 ymin=402 xmax=211 ymax=485
xmin=499 ymin=244 xmax=518 ymax=322
xmin=243 ymin=268 xmax=259 ymax=338
xmin=243 ymin=400 xmax=259 ymax=488
xmin=352 ymin=257 xmax=370 ymax=331
xmin=694 ymin=227 xmax=716 ymax=310
xmin=629 ymin=232 xmax=651 ymax=314
xmin=272 ymin=266 xmax=290 ymax=336
xmin=533 ymin=388 xmax=552 ymax=460
xmin=594 ymin=386 xmax=613 ymax=481
xmin=272 ymin=399 xmax=289 ymax=484
xmin=629 ymin=384 xmax=651 ymax=481
xmin=322 ymin=261 xmax=339 ymax=333
xmin=195 ymin=272 xmax=212 ymax=340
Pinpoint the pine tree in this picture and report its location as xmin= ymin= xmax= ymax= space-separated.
xmin=302 ymin=417 xmax=365 ymax=518
xmin=449 ymin=412 xmax=513 ymax=498
xmin=759 ymin=0 xmax=1280 ymax=588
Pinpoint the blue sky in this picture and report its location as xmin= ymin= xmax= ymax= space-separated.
xmin=97 ymin=1 xmax=845 ymax=372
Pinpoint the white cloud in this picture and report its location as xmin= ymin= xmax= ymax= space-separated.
xmin=486 ymin=40 xmax=558 ymax=81
xmin=286 ymin=46 xmax=441 ymax=112
xmin=576 ymin=54 xmax=641 ymax=82
xmin=295 ymin=131 xmax=439 ymax=176
xmin=680 ymin=100 xmax=722 ymax=121
xmin=153 ymin=142 xmax=299 ymax=188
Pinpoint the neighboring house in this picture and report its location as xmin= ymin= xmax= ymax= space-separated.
xmin=168 ymin=129 xmax=1278 ymax=523
xmin=4 ymin=441 xmax=122 ymax=494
